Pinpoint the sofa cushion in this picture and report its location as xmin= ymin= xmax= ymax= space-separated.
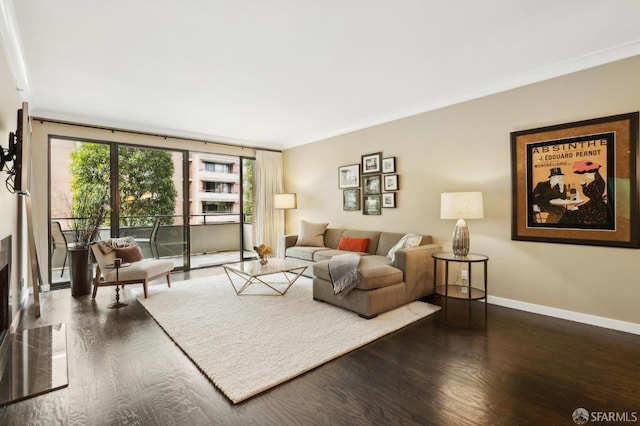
xmin=341 ymin=230 xmax=380 ymax=254
xmin=376 ymin=232 xmax=407 ymax=256
xmin=337 ymin=236 xmax=370 ymax=252
xmin=313 ymin=249 xmax=368 ymax=262
xmin=312 ymin=261 xmax=330 ymax=282
xmin=286 ymin=246 xmax=331 ymax=262
xmin=296 ymin=220 xmax=329 ymax=247
xmin=323 ymin=228 xmax=346 ymax=249
xmin=314 ymin=255 xmax=402 ymax=291
xmin=358 ymin=264 xmax=403 ymax=291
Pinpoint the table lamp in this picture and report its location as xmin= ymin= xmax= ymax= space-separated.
xmin=440 ymin=192 xmax=484 ymax=257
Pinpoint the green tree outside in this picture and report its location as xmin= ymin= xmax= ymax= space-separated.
xmin=243 ymin=159 xmax=254 ymax=223
xmin=68 ymin=143 xmax=110 ymax=244
xmin=70 ymin=143 xmax=177 ymax=229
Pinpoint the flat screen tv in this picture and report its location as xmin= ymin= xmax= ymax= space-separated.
xmin=1 ymin=106 xmax=26 ymax=193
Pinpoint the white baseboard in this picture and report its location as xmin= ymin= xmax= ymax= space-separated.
xmin=10 ymin=309 xmax=22 ymax=334
xmin=10 ymin=291 xmax=29 ymax=333
xmin=487 ymin=296 xmax=640 ymax=336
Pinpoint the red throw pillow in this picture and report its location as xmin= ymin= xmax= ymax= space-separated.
xmin=115 ymin=246 xmax=143 ymax=263
xmin=337 ymin=236 xmax=370 ymax=252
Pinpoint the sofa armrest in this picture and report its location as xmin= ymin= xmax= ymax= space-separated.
xmin=278 ymin=234 xmax=299 ymax=258
xmin=393 ymin=243 xmax=442 ymax=301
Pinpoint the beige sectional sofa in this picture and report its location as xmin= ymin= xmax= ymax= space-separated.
xmin=281 ymin=227 xmax=441 ymax=318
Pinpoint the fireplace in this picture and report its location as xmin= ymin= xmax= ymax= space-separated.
xmin=0 ymin=234 xmax=11 ymax=349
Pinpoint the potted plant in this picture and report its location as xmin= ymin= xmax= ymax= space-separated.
xmin=68 ymin=193 xmax=109 ymax=296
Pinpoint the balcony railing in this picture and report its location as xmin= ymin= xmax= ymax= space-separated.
xmin=198 ymin=191 xmax=238 ymax=202
xmin=51 ymin=215 xmax=253 ymax=259
xmin=197 ymin=170 xmax=238 ymax=183
xmin=50 ymin=214 xmax=256 ymax=284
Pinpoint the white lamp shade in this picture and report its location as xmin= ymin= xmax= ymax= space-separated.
xmin=440 ymin=192 xmax=484 ymax=220
xmin=274 ymin=193 xmax=297 ymax=209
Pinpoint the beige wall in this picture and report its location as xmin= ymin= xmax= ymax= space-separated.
xmin=284 ymin=55 xmax=640 ymax=327
xmin=0 ymin=43 xmax=26 ymax=330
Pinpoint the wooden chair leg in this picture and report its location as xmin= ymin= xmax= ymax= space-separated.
xmin=91 ymin=284 xmax=98 ymax=300
xmin=166 ymin=273 xmax=171 ymax=288
xmin=143 ymin=279 xmax=149 ymax=298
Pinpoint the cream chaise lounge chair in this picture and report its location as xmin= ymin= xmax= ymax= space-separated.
xmin=90 ymin=237 xmax=174 ymax=299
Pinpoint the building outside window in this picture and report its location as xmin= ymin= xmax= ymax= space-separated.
xmin=203 ymin=182 xmax=233 ymax=193
xmin=190 ymin=153 xmax=241 ymax=223
xmin=203 ymin=161 xmax=231 ymax=173
xmin=202 ymin=201 xmax=234 ymax=213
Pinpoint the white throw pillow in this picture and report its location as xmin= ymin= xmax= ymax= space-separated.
xmin=295 ymin=220 xmax=329 ymax=247
xmin=387 ymin=233 xmax=423 ymax=262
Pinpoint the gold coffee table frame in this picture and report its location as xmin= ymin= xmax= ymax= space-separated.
xmin=223 ymin=258 xmax=307 ymax=296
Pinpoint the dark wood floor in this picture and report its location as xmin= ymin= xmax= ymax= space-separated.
xmin=1 ymin=267 xmax=639 ymax=425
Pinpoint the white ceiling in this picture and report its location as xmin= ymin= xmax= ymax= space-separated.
xmin=4 ymin=1 xmax=640 ymax=150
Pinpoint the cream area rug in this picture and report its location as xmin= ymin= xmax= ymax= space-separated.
xmin=132 ymin=275 xmax=440 ymax=404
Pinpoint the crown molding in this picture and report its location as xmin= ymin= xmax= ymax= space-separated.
xmin=0 ymin=0 xmax=31 ymax=101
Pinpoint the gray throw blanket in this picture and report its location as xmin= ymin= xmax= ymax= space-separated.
xmin=328 ymin=253 xmax=361 ymax=299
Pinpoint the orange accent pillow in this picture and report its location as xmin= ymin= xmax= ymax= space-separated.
xmin=115 ymin=246 xmax=143 ymax=263
xmin=337 ymin=236 xmax=370 ymax=252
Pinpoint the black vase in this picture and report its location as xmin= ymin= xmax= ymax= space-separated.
xmin=68 ymin=246 xmax=92 ymax=297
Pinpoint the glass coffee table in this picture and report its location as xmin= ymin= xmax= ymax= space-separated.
xmin=224 ymin=259 xmax=307 ymax=296
xmin=223 ymin=258 xmax=307 ymax=296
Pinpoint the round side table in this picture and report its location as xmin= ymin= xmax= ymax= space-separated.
xmin=432 ymin=252 xmax=489 ymax=326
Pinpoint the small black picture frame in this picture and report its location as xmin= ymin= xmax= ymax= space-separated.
xmin=382 ymin=157 xmax=396 ymax=173
xmin=383 ymin=174 xmax=398 ymax=191
xmin=338 ymin=164 xmax=360 ymax=189
xmin=382 ymin=192 xmax=396 ymax=208
xmin=363 ymin=174 xmax=381 ymax=195
xmin=363 ymin=194 xmax=381 ymax=215
xmin=362 ymin=152 xmax=382 ymax=174
xmin=343 ymin=189 xmax=361 ymax=211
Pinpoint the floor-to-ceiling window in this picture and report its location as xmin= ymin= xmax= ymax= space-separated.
xmin=117 ymin=144 xmax=188 ymax=268
xmin=49 ymin=137 xmax=255 ymax=286
xmin=187 ymin=152 xmax=255 ymax=268
xmin=50 ymin=139 xmax=110 ymax=286
xmin=241 ymin=157 xmax=255 ymax=252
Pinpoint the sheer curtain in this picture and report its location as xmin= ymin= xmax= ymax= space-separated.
xmin=254 ymin=150 xmax=285 ymax=257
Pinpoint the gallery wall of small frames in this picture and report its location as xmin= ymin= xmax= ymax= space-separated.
xmin=338 ymin=152 xmax=399 ymax=215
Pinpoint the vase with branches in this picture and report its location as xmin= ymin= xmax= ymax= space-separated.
xmin=67 ymin=193 xmax=109 ymax=296
xmin=69 ymin=193 xmax=109 ymax=248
